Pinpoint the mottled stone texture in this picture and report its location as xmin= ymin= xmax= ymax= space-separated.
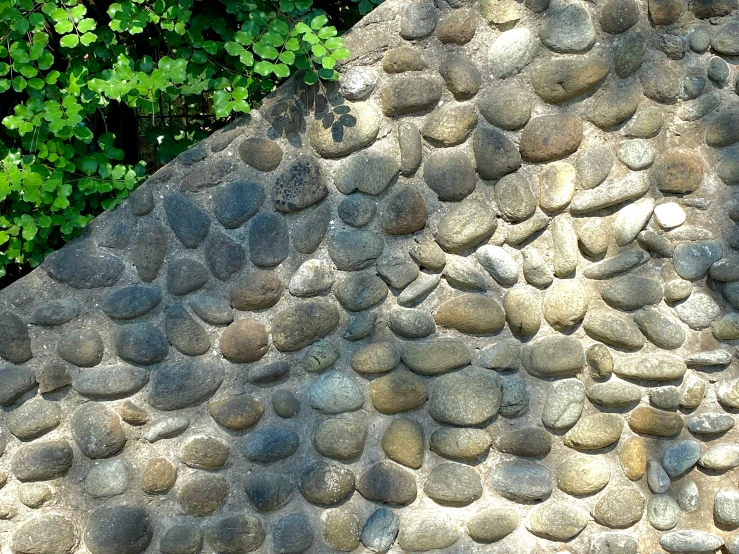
xmin=1 ymin=0 xmax=739 ymax=552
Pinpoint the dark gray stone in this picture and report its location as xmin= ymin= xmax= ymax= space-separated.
xmin=189 ymin=294 xmax=233 ymax=325
xmin=204 ymin=230 xmax=246 ymax=281
xmin=84 ymin=506 xmax=152 ymax=554
xmin=246 ymin=360 xmax=289 ymax=385
xmin=357 ymin=461 xmax=417 ymax=505
xmin=245 ymin=472 xmax=294 ymax=512
xmin=400 ymin=1 xmax=438 ymax=39
xmin=165 ymin=304 xmax=210 ymax=356
xmin=212 ymin=180 xmax=264 ymax=228
xmin=103 ymin=286 xmax=161 ymax=320
xmin=239 ymin=137 xmax=283 ymax=171
xmin=133 ymin=224 xmax=168 ymax=282
xmin=344 ymin=310 xmax=376 ymax=341
xmin=249 ymin=212 xmax=289 ymax=267
xmin=180 ymin=159 xmax=238 ymax=191
xmin=399 ymin=122 xmax=422 ymax=176
xmin=600 ymin=0 xmax=639 ymax=33
xmin=12 ymin=440 xmax=73 ymax=481
xmin=274 ymin=156 xmax=327 ymax=212
xmin=424 ymin=150 xmax=476 ymax=201
xmin=492 ymin=460 xmax=552 ymax=502
xmin=328 ymin=230 xmax=384 ymax=271
xmin=478 ymin=85 xmax=532 ymax=131
xmin=58 ymin=328 xmax=103 ymax=367
xmin=439 ymin=54 xmax=481 ymax=100
xmin=615 ymin=31 xmax=645 ymax=78
xmin=160 ymin=525 xmax=203 ymax=554
xmin=361 ymin=508 xmax=399 ymax=554
xmin=540 ymin=3 xmax=595 ymax=53
xmin=5 ymin=398 xmax=61 ymax=440
xmin=334 ymin=152 xmax=399 ymax=196
xmin=167 ymin=258 xmax=209 ymax=296
xmin=272 ymin=299 xmax=340 ymax=352
xmin=273 ymin=513 xmax=314 ymax=554
xmin=128 ymin=185 xmax=154 ymax=216
xmin=147 ymin=359 xmax=224 ymax=410
xmin=115 ymin=323 xmax=168 ymax=365
xmin=73 ymin=364 xmax=149 ymax=399
xmin=708 ymin=57 xmax=730 ymax=86
xmin=31 ymin=298 xmax=80 ymax=326
xmin=338 ymin=194 xmax=376 ymax=227
xmin=473 ymin=126 xmax=521 ymax=180
xmin=380 ymin=75 xmax=443 ymax=117
xmin=293 ymin=203 xmax=330 ymax=254
xmin=44 ymin=241 xmax=124 ymax=289
xmin=272 ymin=389 xmax=300 ymax=418
xmin=244 ymin=428 xmax=300 ymax=463
xmin=334 ymin=273 xmax=388 ymax=312
xmin=163 ymin=193 xmax=210 ymax=248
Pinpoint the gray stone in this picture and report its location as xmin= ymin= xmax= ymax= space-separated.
xmin=576 ymin=147 xmax=613 ymax=189
xmin=143 ymin=416 xmax=189 ymax=442
xmin=602 ymin=276 xmax=662 ymax=310
xmin=587 ymin=378 xmax=642 ymax=407
xmin=428 ymin=367 xmax=500 ymax=426
xmin=475 ymin=245 xmax=518 ymax=285
xmin=245 ymin=472 xmax=294 ymax=512
xmin=5 ymin=398 xmax=60 ymax=440
xmin=244 ymin=428 xmax=300 ymax=463
xmin=177 ymin=474 xmax=228 ymax=516
xmin=0 ymin=365 xmax=36 ymax=406
xmin=473 ymin=125 xmax=521 ymax=180
xmin=624 ymin=107 xmax=664 ymax=138
xmin=400 ymin=1 xmax=437 ymax=39
xmin=531 ymin=56 xmax=610 ymax=104
xmin=361 ymin=508 xmax=398 ymax=554
xmin=12 ymin=514 xmax=77 ymax=554
xmin=499 ymin=373 xmax=529 ymax=417
xmin=248 ymin=212 xmax=289 ymax=267
xmin=651 ymin=386 xmax=680 ymax=409
xmin=71 ymin=403 xmax=126 ymax=459
xmin=303 ymin=341 xmax=339 ymax=373
xmin=85 ymin=458 xmax=131 ymax=498
xmin=571 ymin=173 xmax=649 ymax=213
xmin=665 ymin=279 xmax=691 ymax=302
xmin=103 ymin=286 xmax=161 ymax=320
xmin=506 ymin=210 xmax=550 ymax=245
xmin=527 ymin=500 xmax=588 ymax=541
xmin=700 ymin=443 xmax=739 ymax=471
xmin=687 ymin=413 xmax=735 ymax=435
xmin=493 ymin=460 xmax=552 ymax=502
xmin=503 ymin=288 xmax=540 ymax=337
xmin=435 ymin=199 xmax=497 ymax=252
xmin=673 ymin=241 xmax=722 ymax=280
xmin=213 ymin=180 xmax=264 ymax=227
xmin=339 ymin=194 xmax=376 ymax=228
xmin=272 ymin=389 xmax=300 ymax=418
xmin=308 ymin=372 xmax=363 ymax=414
xmin=381 ymin=186 xmax=427 ymax=235
xmin=439 ymin=54 xmax=481 ymax=100
xmin=380 ymin=74 xmax=442 ymax=117
xmin=541 ymin=379 xmax=585 ymax=430
xmin=633 ymin=307 xmax=685 ymax=349
xmin=615 ymin=32 xmax=646 ymax=78
xmin=190 ymin=294 xmax=232 ymax=325
xmin=308 ymin=102 xmax=381 ymax=158
xmin=520 ymin=114 xmax=583 ymax=163
xmin=617 ymin=140 xmax=654 ymax=171
xmin=147 ymin=359 xmax=224 ymax=410
xmin=204 ymin=230 xmax=246 ymax=281
xmin=424 ymin=149 xmax=476 ymax=201
xmin=552 ymin=216 xmax=579 ymax=277
xmin=648 ymin=494 xmax=680 ymax=530
xmin=494 ymin=173 xmax=536 ymax=221
xmin=289 ymin=259 xmax=334 ymax=297
xmin=479 ymin=85 xmax=532 ymax=131
xmin=340 ymin=66 xmax=378 ymax=100
xmin=489 ymin=28 xmax=538 ymax=78
xmin=73 ymin=364 xmax=149 ymax=399
xmin=675 ymin=292 xmax=721 ymax=329
xmin=587 ymin=343 xmax=613 ymax=378
xmin=584 ymin=308 xmax=645 ymax=350
xmin=660 ymin=531 xmax=723 ymax=553
xmin=543 ymin=279 xmax=588 ymax=331
xmin=582 ymin=249 xmax=649 ymax=279
xmin=239 ymin=137 xmax=282 ymax=171
xmin=31 ymin=298 xmax=80 ymax=326
xmin=115 ymin=323 xmax=168 ymax=365
xmin=592 ymin=486 xmax=645 ymax=529
xmin=398 ymin=122 xmax=422 ymax=176
xmin=293 ymin=203 xmax=330 ymax=254
xmin=479 ymin=339 xmax=520 ymax=370
xmin=443 ymin=255 xmax=488 ymax=291
xmin=398 ymin=514 xmax=459 ymax=552
xmin=272 ymin=299 xmax=340 ymax=352
xmin=163 ymin=193 xmax=210 ymax=248
xmin=647 ymin=459 xmax=671 ymax=494
xmin=329 ymin=230 xmax=384 ymax=271
xmin=388 ymin=308 xmax=435 ymax=338
xmin=557 ymin=454 xmax=610 ymax=496
xmin=357 ymin=461 xmax=417 ymax=505
xmin=165 ymin=260 xmax=209 ymax=299
xmin=44 ymin=240 xmax=124 ymax=289
xmin=180 ymin=159 xmax=237 ymax=191
xmin=84 ymin=506 xmax=152 ymax=554
xmin=522 ymin=247 xmax=554 ymax=287
xmin=313 ymin=418 xmax=366 ymax=462
xmin=521 ymin=335 xmax=585 ymax=378
xmin=206 ymin=515 xmax=265 ymax=553
xmin=662 ymin=440 xmax=701 ymax=477
xmin=564 ymin=413 xmax=624 ymax=450
xmin=377 ymin=258 xmax=419 ymax=289
xmin=165 ymin=304 xmax=210 ymax=356
xmin=540 ymin=3 xmax=595 ymax=53
xmin=12 ymin=440 xmax=73 ymax=481
xmin=599 ymin=0 xmax=639 ymax=33
xmin=335 ymin=152 xmax=399 ymax=196
xmin=409 ymin=237 xmax=446 ymax=271
xmin=424 ymin=462 xmax=482 ymax=506
xmin=590 ymin=532 xmax=638 ymax=554
xmin=712 ymin=22 xmax=739 ymax=55
xmin=334 ymin=272 xmax=388 ymax=312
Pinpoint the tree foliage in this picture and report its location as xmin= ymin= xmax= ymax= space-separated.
xmin=0 ymin=0 xmax=361 ymax=278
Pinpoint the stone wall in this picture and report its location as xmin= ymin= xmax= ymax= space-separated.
xmin=1 ymin=0 xmax=739 ymax=552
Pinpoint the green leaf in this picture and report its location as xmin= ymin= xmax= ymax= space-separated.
xmin=324 ymin=37 xmax=343 ymax=50
xmin=273 ymin=63 xmax=290 ymax=78
xmin=59 ymin=34 xmax=80 ymax=48
xmin=54 ymin=20 xmax=74 ymax=34
xmin=12 ymin=76 xmax=27 ymax=92
xmin=284 ymin=37 xmax=300 ymax=51
xmin=254 ymin=60 xmax=273 ymax=76
xmin=224 ymin=41 xmax=245 ymax=56
xmin=321 ymin=56 xmax=336 ymax=69
xmin=253 ymin=43 xmax=279 ymax=60
xmin=80 ymin=32 xmax=97 ymax=45
xmin=331 ymin=47 xmax=350 ymax=60
xmin=311 ymin=44 xmax=327 ymax=57
xmin=310 ymin=14 xmax=328 ymax=30
xmin=317 ymin=26 xmax=336 ymax=39
xmin=303 ymin=69 xmax=318 ymax=85
xmin=278 ymin=51 xmax=295 ymax=64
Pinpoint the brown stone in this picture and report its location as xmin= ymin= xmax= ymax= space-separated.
xmin=208 ymin=394 xmax=264 ymax=430
xmin=381 ymin=417 xmax=424 ymax=469
xmin=531 ymin=56 xmax=610 ymax=104
xmin=370 ymin=369 xmax=427 ymax=414
xmin=229 ymin=270 xmax=282 ymax=311
xmin=142 ymin=458 xmax=177 ymax=494
xmin=118 ymin=400 xmax=149 ymax=426
xmin=436 ymin=8 xmax=477 ymax=44
xmin=649 ymin=0 xmax=685 ymax=25
xmin=519 ymin=115 xmax=583 ymax=162
xmin=435 ymin=294 xmax=506 ymax=335
xmin=628 ymin=406 xmax=683 ymax=437
xmin=650 ymin=149 xmax=703 ymax=194
xmin=177 ymin=474 xmax=229 ymax=517
xmin=219 ymin=319 xmax=269 ymax=363
xmin=619 ymin=436 xmax=646 ymax=480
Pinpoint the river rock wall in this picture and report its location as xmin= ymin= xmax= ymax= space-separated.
xmin=1 ymin=0 xmax=739 ymax=552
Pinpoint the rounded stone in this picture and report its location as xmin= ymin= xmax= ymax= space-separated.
xmin=430 ymin=428 xmax=491 ymax=462
xmin=494 ymin=173 xmax=536 ymax=221
xmin=115 ymin=323 xmax=168 ymax=365
xmin=85 ymin=458 xmax=131 ymax=497
xmin=308 ymin=102 xmax=380 ymax=159
xmin=5 ymin=398 xmax=61 ymax=440
xmin=245 ymin=472 xmax=294 ymax=512
xmin=219 ymin=319 xmax=268 ymax=363
xmin=435 ymin=294 xmax=505 ymax=335
xmin=488 ymin=28 xmax=538 ymax=78
xmin=592 ymin=487 xmax=645 ymax=528
xmin=84 ymin=506 xmax=152 ymax=554
xmin=475 ymin=245 xmax=518 ymax=286
xmin=400 ymin=1 xmax=438 ymax=39
xmin=208 ymin=394 xmax=263 ymax=430
xmin=494 ymin=427 xmax=551 ymax=457
xmin=650 ymin=149 xmax=703 ymax=194
xmin=323 ymin=512 xmax=361 ymax=552
xmin=647 ymin=459 xmax=671 ymax=494
xmin=212 ymin=179 xmax=264 ymax=228
xmin=519 ymin=114 xmax=583 ymax=163
xmin=12 ymin=514 xmax=77 ymax=554
xmin=557 ymin=454 xmax=611 ymax=496
xmin=467 ymin=508 xmax=518 ymax=543
xmin=381 ymin=186 xmax=427 ymax=235
xmin=380 ymin=74 xmax=442 ymax=117
xmin=472 ymin=126 xmax=522 ymax=181
xmin=492 ymin=459 xmax=552 ymax=502
xmin=273 ymin=514 xmax=314 ymax=554
xmin=600 ymin=0 xmax=640 ymax=33
xmin=361 ymin=509 xmax=398 ymax=553
xmin=328 ymin=230 xmax=384 ymax=271
xmin=649 ymin=494 xmax=681 ymax=530
xmin=272 ymin=390 xmax=300 ymax=418
xmin=424 ymin=462 xmax=482 ymax=506
xmin=531 ymin=56 xmax=610 ymax=104
xmin=370 ymin=369 xmax=427 ymax=414
xmin=583 ymin=308 xmax=646 ymax=351
xmin=660 ymin=531 xmax=723 ymax=553
xmin=313 ymin=418 xmax=366 ymax=462
xmin=142 ymin=458 xmax=176 ymax=494
xmin=421 ymin=104 xmax=478 ymax=147
xmin=617 ymin=139 xmax=654 ymax=170
xmin=244 ymin=428 xmax=299 ymax=463
xmin=308 ymin=372 xmax=363 ymax=414
xmin=540 ymin=2 xmax=595 ymax=53
xmin=239 ymin=137 xmax=282 ymax=171
xmin=563 ymin=413 xmax=624 ymax=450
xmin=71 ymin=403 xmax=126 ymax=459
xmin=479 ymin=86 xmax=532 ymax=131
xmin=299 ymin=462 xmax=355 ymax=506
xmin=423 ymin=149 xmax=476 ymax=202
xmin=503 ymin=288 xmax=541 ymax=337
xmin=436 ymin=8 xmax=477 ymax=45
xmin=539 ymin=162 xmax=577 ymax=212
xmin=338 ymin=194 xmax=375 ymax=228
xmin=629 ymin=406 xmax=683 ymax=437
xmin=206 ymin=515 xmax=265 ymax=553
xmin=167 ymin=258 xmax=208 ymax=296
xmin=102 ymin=286 xmax=161 ymax=320
xmin=248 ymin=212 xmax=289 ymax=267
xmin=381 ymin=417 xmax=424 ymax=469
xmin=289 ymin=259 xmax=334 ymax=298
xmin=398 ymin=514 xmax=459 ymax=552
xmin=356 ymin=461 xmax=417 ymax=505
xmin=662 ymin=440 xmax=701 ymax=477
xmin=428 ymin=367 xmax=500 ymax=426
xmin=615 ymin=32 xmax=646 ymax=79
xmin=388 ymin=308 xmax=435 ymax=338
xmin=11 ymin=440 xmax=74 ymax=482
xmin=542 ymin=379 xmax=585 ymax=430
xmin=58 ymin=329 xmax=103 ymax=367
xmin=229 ymin=270 xmax=282 ymax=310
xmin=177 ymin=474 xmax=229 ymax=516
xmin=522 ymin=335 xmax=585 ymax=378
xmin=181 ymin=435 xmax=229 ymax=469
xmin=543 ymin=279 xmax=588 ymax=331
xmin=527 ymin=501 xmax=588 ymax=541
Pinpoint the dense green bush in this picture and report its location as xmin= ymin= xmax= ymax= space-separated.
xmin=0 ymin=0 xmax=376 ymax=279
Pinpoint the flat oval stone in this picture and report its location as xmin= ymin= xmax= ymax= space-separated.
xmin=209 ymin=394 xmax=263 ymax=430
xmin=430 ymin=428 xmax=491 ymax=462
xmin=351 ymin=342 xmax=399 ymax=376
xmin=357 ymin=461 xmax=417 ymax=505
xmin=613 ymin=352 xmax=686 ymax=380
xmin=167 ymin=258 xmax=208 ymax=296
xmin=103 ymin=286 xmax=161 ymax=320
xmin=334 ymin=152 xmax=399 ymax=196
xmin=244 ymin=427 xmax=300 ymax=463
xmin=563 ymin=413 xmax=623 ymax=450
xmin=85 ymin=458 xmax=131 ymax=498
xmin=700 ymin=443 xmax=739 ymax=471
xmin=687 ymin=413 xmax=735 ymax=435
xmin=602 ymin=277 xmax=663 ymax=310
xmin=650 ymin=149 xmax=704 ymax=194
xmin=503 ymin=288 xmax=541 ymax=337
xmin=31 ymin=298 xmax=80 ymax=326
xmin=328 ymin=230 xmax=384 ymax=271
xmin=583 ymin=308 xmax=645 ymax=350
xmin=0 ymin=365 xmax=36 ymax=407
xmin=494 ymin=173 xmax=536 ymax=221
xmin=401 ymin=339 xmax=470 ymax=376
xmin=12 ymin=514 xmax=77 ymax=554
xmin=5 ymin=398 xmax=61 ymax=440
xmin=206 ymin=515 xmax=265 ymax=553
xmin=308 ymin=372 xmax=363 ymax=414
xmin=400 ymin=1 xmax=437 ymax=39
xmin=308 ymin=102 xmax=380 ymax=158
xmin=591 ymin=81 xmax=642 ymax=128
xmin=620 ymin=438 xmax=646 ymax=481
xmin=424 ymin=462 xmax=482 ymax=506
xmin=520 ymin=114 xmax=583 ymax=162
xmin=633 ymin=307 xmax=685 ymax=350
xmin=522 ymin=335 xmax=585 ymax=378
xmin=249 ymin=212 xmax=289 ymax=267
xmin=662 ymin=440 xmax=701 ymax=477
xmin=165 ymin=304 xmax=210 ymax=356
xmin=421 ymin=104 xmax=477 ymax=147
xmin=388 ymin=308 xmax=435 ymax=338
xmin=204 ymin=230 xmax=246 ymax=281
xmin=334 ymin=273 xmax=388 ymax=312
xmin=380 ymin=74 xmax=443 ymax=117
xmin=273 ymin=513 xmax=314 ymax=554
xmin=424 ymin=149 xmax=476 ymax=202
xmin=557 ymin=454 xmax=610 ymax=496
xmin=436 ymin=200 xmax=497 ymax=252
xmin=540 ymin=2 xmax=595 ymax=53
xmin=428 ymin=367 xmax=500 ymax=426
xmin=58 ymin=328 xmax=103 ymax=367
xmin=587 ymin=378 xmax=642 ymax=407
xmin=313 ymin=418 xmax=366 ymax=462
xmin=84 ymin=506 xmax=152 ymax=554
xmin=293 ymin=203 xmax=330 ymax=254
xmin=542 ymin=379 xmax=585 ymax=430
xmin=177 ymin=474 xmax=229 ymax=517
xmin=489 ymin=28 xmax=538 ymax=78
xmin=147 ymin=359 xmax=224 ymax=410
xmin=592 ymin=487 xmax=645 ymax=529
xmin=213 ymin=179 xmax=264 ymax=227
xmin=245 ymin=472 xmax=294 ymax=512
xmin=398 ymin=514 xmax=459 ymax=552
xmin=467 ymin=508 xmax=518 ymax=542
xmin=44 ymin=241 xmax=125 ymax=289
xmin=163 ymin=193 xmax=210 ymax=248
xmin=73 ymin=364 xmax=148 ymax=399
xmin=272 ymin=299 xmax=340 ymax=352
xmin=543 ymin=279 xmax=588 ymax=331
xmin=12 ymin=440 xmax=73 ymax=481
xmin=370 ymin=369 xmax=427 ymax=414
xmin=478 ymin=85 xmax=532 ymax=131
xmin=473 ymin=126 xmax=522 ymax=181
xmin=527 ymin=500 xmax=588 ymax=541
xmin=298 ymin=462 xmax=354 ymax=506
xmin=531 ymin=56 xmax=610 ymax=104
xmin=115 ymin=323 xmax=169 ymax=365
xmin=660 ymin=531 xmax=724 ymax=553
xmin=572 ymin=174 xmax=649 ymax=215
xmin=494 ymin=427 xmax=551 ymax=457
xmin=493 ymin=459 xmax=552 ymax=502
xmin=673 ymin=241 xmax=723 ymax=280
xmin=435 ymin=294 xmax=505 ymax=335
xmin=629 ymin=406 xmax=683 ymax=436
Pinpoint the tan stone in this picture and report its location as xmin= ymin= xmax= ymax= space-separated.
xmin=381 ymin=417 xmax=424 ymax=469
xmin=619 ymin=436 xmax=647 ymax=480
xmin=628 ymin=406 xmax=683 ymax=437
xmin=143 ymin=458 xmax=177 ymax=494
xmin=563 ymin=413 xmax=623 ymax=450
